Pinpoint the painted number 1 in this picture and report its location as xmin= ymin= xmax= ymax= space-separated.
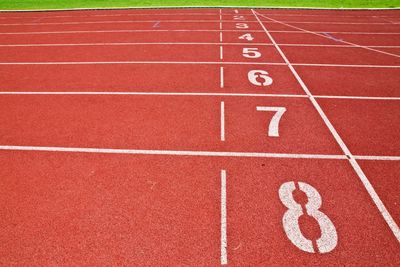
xmin=279 ymin=181 xmax=338 ymax=254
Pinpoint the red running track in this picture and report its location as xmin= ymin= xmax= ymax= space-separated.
xmin=0 ymin=7 xmax=399 ymax=266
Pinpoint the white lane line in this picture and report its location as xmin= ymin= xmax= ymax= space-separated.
xmin=354 ymin=155 xmax=400 ymax=161
xmin=275 ymin=31 xmax=400 ymax=35
xmin=255 ymin=12 xmax=400 ymax=58
xmin=1 ymin=29 xmax=399 ymax=35
xmin=253 ymin=13 xmax=400 ymax=18
xmin=252 ymin=9 xmax=400 ymax=243
xmin=220 ymin=67 xmax=225 ymax=88
xmin=0 ymin=29 xmax=266 ymax=35
xmin=0 ymin=13 xmax=227 ymax=19
xmin=0 ymin=42 xmax=398 ymax=48
xmin=221 ymin=169 xmax=228 ymax=265
xmin=0 ymin=61 xmax=286 ymax=65
xmin=0 ymin=61 xmax=399 ymax=68
xmin=315 ymin=95 xmax=400 ymax=101
xmin=0 ymin=91 xmax=308 ymax=98
xmin=219 ymin=8 xmax=223 ymax=30
xmin=0 ymin=19 xmax=260 ymax=26
xmin=265 ymin=21 xmax=398 ymax=25
xmin=0 ymin=12 xmax=397 ymax=20
xmin=220 ymin=46 xmax=224 ymax=60
xmin=1 ymin=91 xmax=399 ymax=101
xmin=0 ymin=42 xmax=273 ymax=47
xmin=292 ymin=63 xmax=400 ymax=68
xmin=280 ymin=44 xmax=400 ymax=48
xmin=0 ymin=145 xmax=347 ymax=159
xmin=0 ymin=20 xmax=397 ymax=26
xmin=221 ymin=101 xmax=225 ymax=141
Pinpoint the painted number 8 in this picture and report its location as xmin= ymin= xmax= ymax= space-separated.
xmin=279 ymin=181 xmax=338 ymax=254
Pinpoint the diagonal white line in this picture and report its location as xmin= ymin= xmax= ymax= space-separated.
xmin=255 ymin=12 xmax=400 ymax=58
xmin=252 ymin=9 xmax=400 ymax=243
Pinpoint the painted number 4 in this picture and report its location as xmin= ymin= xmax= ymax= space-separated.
xmin=257 ymin=106 xmax=286 ymax=137
xmin=238 ymin=33 xmax=254 ymax=41
xmin=279 ymin=181 xmax=338 ymax=254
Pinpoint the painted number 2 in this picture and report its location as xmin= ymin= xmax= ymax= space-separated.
xmin=279 ymin=181 xmax=338 ymax=254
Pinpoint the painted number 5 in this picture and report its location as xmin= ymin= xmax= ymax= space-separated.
xmin=243 ymin=48 xmax=261 ymax=59
xmin=236 ymin=23 xmax=248 ymax=29
xmin=279 ymin=181 xmax=338 ymax=254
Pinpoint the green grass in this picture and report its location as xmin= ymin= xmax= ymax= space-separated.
xmin=0 ymin=0 xmax=398 ymax=10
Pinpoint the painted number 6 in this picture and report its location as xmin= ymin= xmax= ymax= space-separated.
xmin=279 ymin=181 xmax=338 ymax=254
xmin=248 ymin=70 xmax=273 ymax=86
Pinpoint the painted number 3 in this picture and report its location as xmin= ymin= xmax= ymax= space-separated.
xmin=279 ymin=181 xmax=338 ymax=254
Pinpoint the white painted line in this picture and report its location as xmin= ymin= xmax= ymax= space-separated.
xmin=0 ymin=42 xmax=398 ymax=48
xmin=221 ymin=169 xmax=228 ymax=265
xmin=5 ymin=19 xmax=394 ymax=26
xmin=220 ymin=67 xmax=224 ymax=88
xmin=219 ymin=8 xmax=223 ymax=30
xmin=220 ymin=46 xmax=224 ymax=60
xmin=252 ymin=9 xmax=400 ymax=243
xmin=0 ymin=91 xmax=307 ymax=98
xmin=0 ymin=5 xmax=399 ymax=12
xmin=1 ymin=28 xmax=399 ymax=35
xmin=315 ymin=95 xmax=400 ymax=101
xmin=0 ymin=42 xmax=273 ymax=47
xmin=0 ymin=61 xmax=398 ymax=68
xmin=278 ymin=31 xmax=400 ymax=35
xmin=0 ymin=29 xmax=265 ymax=35
xmin=0 ymin=61 xmax=286 ymax=66
xmin=0 ymin=19 xmax=260 ymax=26
xmin=0 ymin=13 xmax=223 ymax=19
xmin=219 ymin=8 xmax=223 ymax=43
xmin=280 ymin=44 xmax=400 ymax=48
xmin=11 ymin=12 xmax=384 ymax=20
xmin=292 ymin=63 xmax=400 ymax=68
xmin=254 ymin=13 xmax=400 ymax=18
xmin=354 ymin=155 xmax=400 ymax=161
xmin=255 ymin=12 xmax=400 ymax=58
xmin=0 ymin=145 xmax=347 ymax=159
xmin=221 ymin=101 xmax=225 ymax=141
xmin=268 ymin=21 xmax=398 ymax=25
xmin=1 ymin=91 xmax=399 ymax=101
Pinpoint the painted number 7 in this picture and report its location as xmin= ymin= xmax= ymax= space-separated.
xmin=256 ymin=106 xmax=286 ymax=137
